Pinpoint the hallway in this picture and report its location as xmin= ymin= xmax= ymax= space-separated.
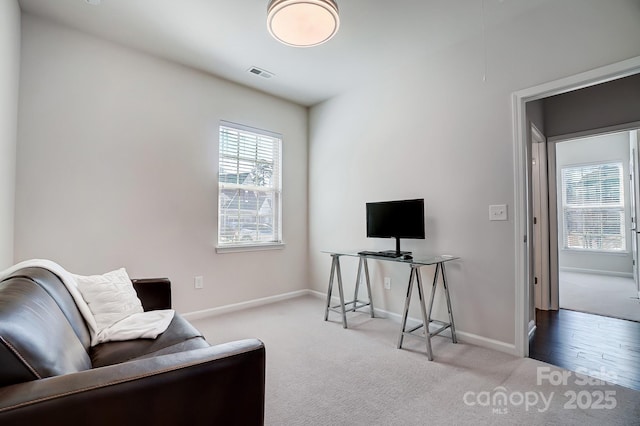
xmin=530 ymin=309 xmax=640 ymax=391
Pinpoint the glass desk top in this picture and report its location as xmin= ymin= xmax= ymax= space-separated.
xmin=322 ymin=250 xmax=459 ymax=266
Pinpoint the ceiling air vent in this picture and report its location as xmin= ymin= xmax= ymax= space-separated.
xmin=247 ymin=67 xmax=274 ymax=79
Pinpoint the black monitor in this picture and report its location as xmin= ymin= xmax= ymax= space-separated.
xmin=366 ymin=198 xmax=425 ymax=256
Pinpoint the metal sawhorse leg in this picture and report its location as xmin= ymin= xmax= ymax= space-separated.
xmin=397 ymin=261 xmax=457 ymax=360
xmin=324 ymin=254 xmax=374 ymax=328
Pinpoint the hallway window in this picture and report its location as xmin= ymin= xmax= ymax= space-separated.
xmin=561 ymin=162 xmax=625 ymax=251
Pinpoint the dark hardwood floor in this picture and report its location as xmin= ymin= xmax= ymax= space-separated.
xmin=530 ymin=309 xmax=640 ymax=391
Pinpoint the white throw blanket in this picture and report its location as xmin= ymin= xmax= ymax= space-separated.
xmin=0 ymin=259 xmax=174 ymax=346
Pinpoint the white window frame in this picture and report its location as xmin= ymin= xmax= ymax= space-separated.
xmin=216 ymin=121 xmax=283 ymax=252
xmin=560 ymin=161 xmax=625 ymax=253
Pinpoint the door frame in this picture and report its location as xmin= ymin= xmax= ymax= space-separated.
xmin=631 ymin=130 xmax=640 ymax=298
xmin=531 ymin=125 xmax=550 ymax=311
xmin=512 ymin=56 xmax=640 ymax=357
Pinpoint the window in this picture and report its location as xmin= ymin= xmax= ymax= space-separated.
xmin=561 ymin=162 xmax=625 ymax=252
xmin=218 ymin=121 xmax=282 ymax=248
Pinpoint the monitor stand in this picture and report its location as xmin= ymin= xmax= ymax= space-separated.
xmin=380 ymin=238 xmax=412 ymax=257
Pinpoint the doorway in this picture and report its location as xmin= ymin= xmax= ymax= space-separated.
xmin=528 ymin=128 xmax=640 ymax=391
xmin=512 ymin=56 xmax=640 ymax=357
xmin=554 ymin=131 xmax=640 ymax=323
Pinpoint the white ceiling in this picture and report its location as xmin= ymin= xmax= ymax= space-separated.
xmin=17 ymin=0 xmax=552 ymax=106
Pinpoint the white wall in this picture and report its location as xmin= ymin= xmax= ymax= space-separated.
xmin=15 ymin=15 xmax=308 ymax=314
xmin=0 ymin=0 xmax=20 ymax=269
xmin=555 ymin=132 xmax=632 ymax=276
xmin=309 ymin=0 xmax=640 ymax=348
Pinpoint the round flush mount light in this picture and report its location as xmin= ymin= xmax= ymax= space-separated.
xmin=267 ymin=0 xmax=340 ymax=48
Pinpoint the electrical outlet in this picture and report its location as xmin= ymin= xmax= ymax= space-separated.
xmin=194 ymin=276 xmax=203 ymax=289
xmin=384 ymin=277 xmax=391 ymax=290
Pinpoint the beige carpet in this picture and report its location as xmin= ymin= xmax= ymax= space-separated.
xmin=191 ymin=295 xmax=640 ymax=425
xmin=559 ymin=271 xmax=640 ymax=322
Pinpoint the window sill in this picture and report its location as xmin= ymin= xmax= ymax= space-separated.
xmin=561 ymin=248 xmax=629 ymax=256
xmin=216 ymin=242 xmax=285 ymax=254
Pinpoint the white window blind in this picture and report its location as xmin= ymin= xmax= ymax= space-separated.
xmin=561 ymin=162 xmax=625 ymax=251
xmin=218 ymin=121 xmax=282 ymax=247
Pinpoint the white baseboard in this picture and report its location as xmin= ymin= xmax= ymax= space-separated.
xmin=559 ymin=266 xmax=633 ymax=278
xmin=307 ymin=290 xmax=519 ymax=356
xmin=184 ymin=289 xmax=519 ymax=357
xmin=182 ymin=289 xmax=311 ymax=321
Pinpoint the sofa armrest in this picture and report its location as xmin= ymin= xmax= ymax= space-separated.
xmin=0 ymin=338 xmax=265 ymax=426
xmin=131 ymin=278 xmax=172 ymax=311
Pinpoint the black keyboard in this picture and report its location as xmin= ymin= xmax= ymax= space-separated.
xmin=358 ymin=251 xmax=400 ymax=258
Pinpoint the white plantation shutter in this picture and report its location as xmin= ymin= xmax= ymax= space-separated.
xmin=561 ymin=162 xmax=625 ymax=251
xmin=218 ymin=121 xmax=282 ymax=246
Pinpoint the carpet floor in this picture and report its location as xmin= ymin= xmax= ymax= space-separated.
xmin=559 ymin=271 xmax=640 ymax=322
xmin=191 ymin=295 xmax=640 ymax=425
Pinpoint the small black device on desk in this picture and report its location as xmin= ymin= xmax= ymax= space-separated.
xmin=358 ymin=251 xmax=413 ymax=260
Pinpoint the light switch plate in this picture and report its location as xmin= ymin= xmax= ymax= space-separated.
xmin=489 ymin=204 xmax=508 ymax=221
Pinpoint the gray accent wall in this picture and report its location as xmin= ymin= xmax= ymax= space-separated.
xmin=526 ymin=99 xmax=545 ymax=135
xmin=544 ymin=73 xmax=640 ymax=138
xmin=0 ymin=0 xmax=20 ymax=269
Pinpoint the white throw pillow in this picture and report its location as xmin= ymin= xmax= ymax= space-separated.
xmin=73 ymin=268 xmax=144 ymax=335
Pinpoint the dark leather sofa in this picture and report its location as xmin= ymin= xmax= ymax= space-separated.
xmin=0 ymin=266 xmax=265 ymax=425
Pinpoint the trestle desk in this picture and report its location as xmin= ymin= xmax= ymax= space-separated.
xmin=323 ymin=251 xmax=459 ymax=361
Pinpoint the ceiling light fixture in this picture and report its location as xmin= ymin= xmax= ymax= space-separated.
xmin=267 ymin=0 xmax=340 ymax=48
